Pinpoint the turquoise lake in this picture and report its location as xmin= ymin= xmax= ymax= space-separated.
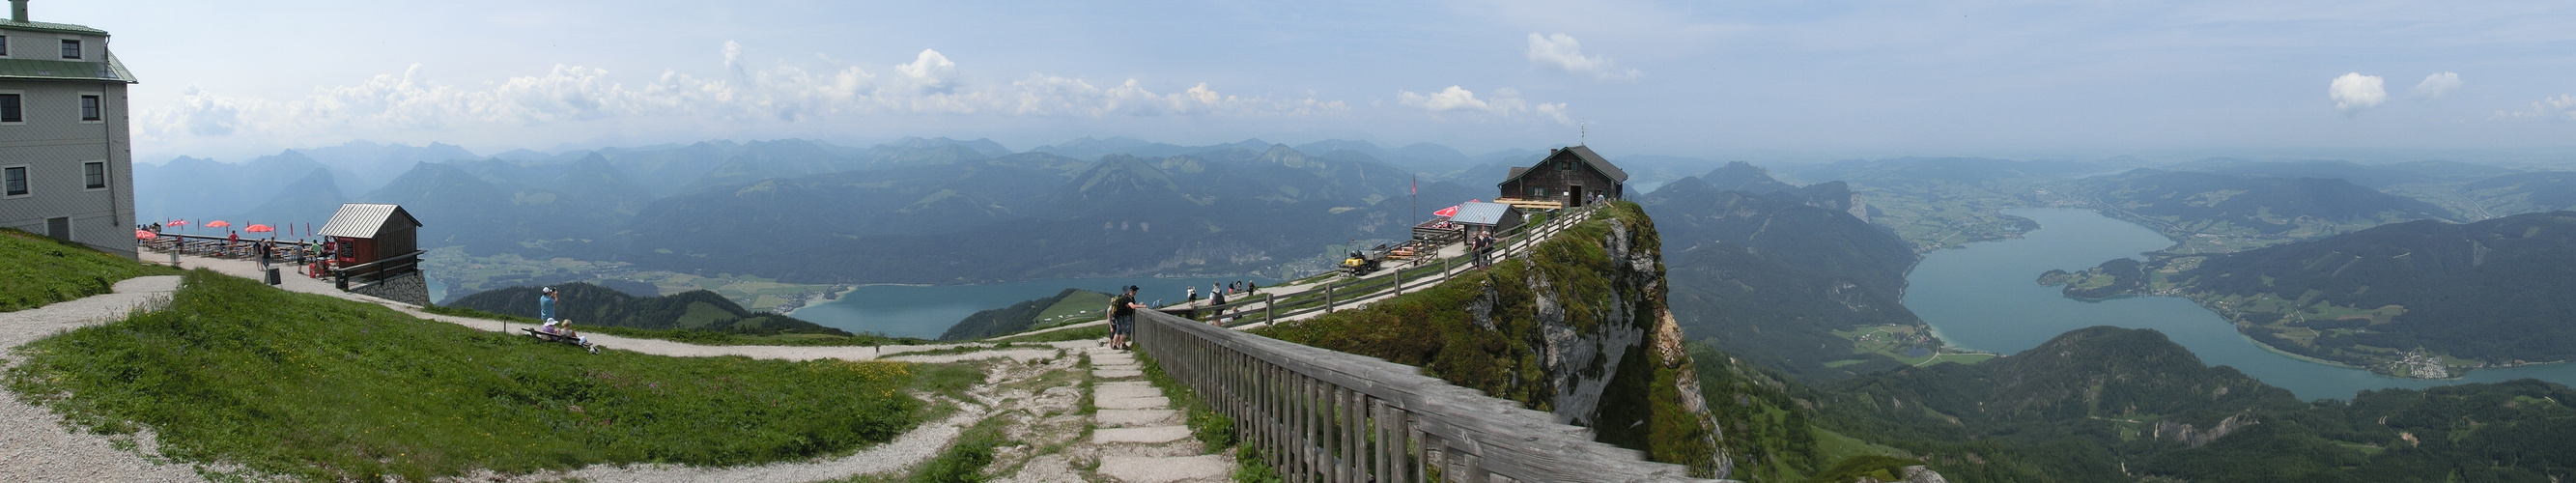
xmin=789 ymin=276 xmax=1273 ymax=339
xmin=1903 ymin=208 xmax=2576 ymax=401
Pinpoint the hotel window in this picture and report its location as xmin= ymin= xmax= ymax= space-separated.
xmin=80 ymin=95 xmax=99 ymax=121
xmin=84 ymin=161 xmax=107 ymax=189
xmin=60 ymin=39 xmax=80 ymax=59
xmin=4 ymin=166 xmax=27 ymax=196
xmin=1 ymin=35 xmax=9 ymax=56
xmin=0 ymin=94 xmax=19 ymax=123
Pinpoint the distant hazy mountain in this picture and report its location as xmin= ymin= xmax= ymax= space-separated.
xmin=877 ymin=136 xmax=1013 ymax=158
xmin=611 ymin=145 xmax=1452 ymax=284
xmin=2460 ymin=171 xmax=2576 ymax=215
xmin=2166 ymin=158 xmax=2519 ymax=188
xmin=2083 ymin=169 xmax=2456 ymax=236
xmin=292 ymin=140 xmax=480 ymax=194
xmin=450 ymin=282 xmax=850 ymax=336
xmin=1784 ymin=156 xmax=2116 ymax=187
xmin=234 ymin=168 xmax=349 ymax=230
xmin=1029 ymin=136 xmax=1273 ymax=160
xmin=135 ymin=152 xmax=338 ymax=226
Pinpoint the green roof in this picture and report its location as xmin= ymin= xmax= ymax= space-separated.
xmin=0 ymin=19 xmax=108 ymax=36
xmin=0 ymin=53 xmax=135 ymax=83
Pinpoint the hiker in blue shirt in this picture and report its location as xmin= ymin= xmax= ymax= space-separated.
xmin=539 ymin=287 xmax=557 ymax=321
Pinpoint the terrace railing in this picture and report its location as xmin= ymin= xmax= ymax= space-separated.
xmin=1133 ymin=307 xmax=1713 ymax=482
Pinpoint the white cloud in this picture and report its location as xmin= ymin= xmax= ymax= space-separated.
xmin=1525 ymin=33 xmax=1641 ymax=81
xmin=1397 ymin=86 xmax=1571 ymax=125
xmin=137 ymin=43 xmax=1346 ymax=146
xmin=2328 ymin=72 xmax=2386 ymax=115
xmin=2411 ymin=72 xmax=2462 ymax=99
xmin=2495 ymin=94 xmax=2576 ymax=121
xmin=895 ymin=49 xmax=960 ymax=94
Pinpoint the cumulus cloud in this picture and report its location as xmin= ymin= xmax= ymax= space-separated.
xmin=2412 ymin=72 xmax=2462 ymax=99
xmin=1526 ymin=33 xmax=1640 ymax=81
xmin=138 ymin=43 xmax=1346 ymax=145
xmin=1397 ymin=86 xmax=1571 ymax=125
xmin=2495 ymin=94 xmax=2576 ymax=121
xmin=2328 ymin=72 xmax=2386 ymax=115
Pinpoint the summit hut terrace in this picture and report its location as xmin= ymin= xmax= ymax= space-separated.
xmin=1497 ymin=145 xmax=1627 ymax=210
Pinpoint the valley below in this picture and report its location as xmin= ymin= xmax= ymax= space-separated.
xmin=1918 ymin=208 xmax=2576 ymax=399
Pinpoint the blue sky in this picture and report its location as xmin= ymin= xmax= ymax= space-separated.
xmin=46 ymin=0 xmax=2576 ymax=162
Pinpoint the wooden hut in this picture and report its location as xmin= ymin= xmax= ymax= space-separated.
xmin=315 ymin=203 xmax=423 ymax=286
xmin=1496 ymin=145 xmax=1628 ymax=209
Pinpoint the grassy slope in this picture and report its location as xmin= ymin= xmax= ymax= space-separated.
xmin=0 ymin=228 xmax=180 ymax=312
xmin=6 ymin=270 xmax=972 ymax=481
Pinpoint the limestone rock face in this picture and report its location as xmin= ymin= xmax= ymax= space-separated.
xmin=2152 ymin=412 xmax=2260 ymax=448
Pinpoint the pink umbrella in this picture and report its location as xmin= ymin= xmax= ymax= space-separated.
xmin=205 ymin=220 xmax=232 ymax=228
xmin=134 ymin=230 xmax=156 ymax=240
xmin=1432 ymin=205 xmax=1460 ymax=217
xmin=246 ymin=224 xmax=274 ymax=233
xmin=165 ymin=219 xmax=187 ymax=227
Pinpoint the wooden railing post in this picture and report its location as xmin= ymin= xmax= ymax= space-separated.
xmin=1323 ymin=282 xmax=1335 ymax=313
xmin=1393 ymin=267 xmax=1402 ymax=296
xmin=1265 ymin=293 xmax=1276 ymax=326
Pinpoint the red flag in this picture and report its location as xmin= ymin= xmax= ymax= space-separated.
xmin=1410 ymin=175 xmax=1417 ymax=195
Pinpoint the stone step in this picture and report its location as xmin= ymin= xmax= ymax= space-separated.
xmin=1090 ymin=425 xmax=1192 ymax=444
xmin=1096 ymin=395 xmax=1171 ymax=410
xmin=1097 ymin=381 xmax=1155 ymax=390
xmin=1097 ymin=454 xmax=1231 ymax=483
xmin=1094 ymin=363 xmax=1141 ymax=372
xmin=1096 ymin=409 xmax=1179 ymax=427
xmin=1095 ymin=369 xmax=1145 ymax=379
xmin=1096 ymin=385 xmax=1163 ymax=400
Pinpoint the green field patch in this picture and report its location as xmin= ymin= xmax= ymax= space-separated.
xmin=6 ymin=270 xmax=948 ymax=480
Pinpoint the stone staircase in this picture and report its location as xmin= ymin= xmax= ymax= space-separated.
xmin=1082 ymin=348 xmax=1231 ymax=483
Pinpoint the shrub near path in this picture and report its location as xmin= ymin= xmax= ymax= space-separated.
xmin=6 ymin=270 xmax=936 ymax=481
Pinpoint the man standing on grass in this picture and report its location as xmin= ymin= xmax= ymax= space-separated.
xmin=539 ymin=287 xmax=558 ymax=322
xmin=1108 ymin=285 xmax=1146 ymax=351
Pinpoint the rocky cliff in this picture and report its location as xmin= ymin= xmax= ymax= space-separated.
xmin=1259 ymin=202 xmax=1732 ymax=478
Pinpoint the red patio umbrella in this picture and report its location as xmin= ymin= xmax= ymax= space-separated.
xmin=246 ymin=224 xmax=274 ymax=233
xmin=135 ymin=230 xmax=156 ymax=240
xmin=205 ymin=220 xmax=232 ymax=228
xmin=165 ymin=219 xmax=187 ymax=227
xmin=1432 ymin=205 xmax=1460 ymax=217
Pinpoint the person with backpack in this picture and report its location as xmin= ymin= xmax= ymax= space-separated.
xmin=1108 ymin=285 xmax=1146 ymax=351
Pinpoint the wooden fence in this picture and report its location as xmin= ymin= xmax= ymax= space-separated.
xmin=1180 ymin=203 xmax=1607 ymax=328
xmin=1133 ymin=308 xmax=1713 ymax=482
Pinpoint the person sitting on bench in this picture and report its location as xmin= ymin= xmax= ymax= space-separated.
xmin=540 ymin=318 xmax=588 ymax=345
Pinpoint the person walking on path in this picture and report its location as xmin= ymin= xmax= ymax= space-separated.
xmin=1187 ymin=286 xmax=1199 ymax=307
xmin=1108 ymin=285 xmax=1146 ymax=351
xmin=539 ymin=287 xmax=558 ymax=322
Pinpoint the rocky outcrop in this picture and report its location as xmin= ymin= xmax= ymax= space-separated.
xmin=2152 ymin=412 xmax=2259 ymax=448
xmin=1262 ymin=202 xmax=1733 ymax=477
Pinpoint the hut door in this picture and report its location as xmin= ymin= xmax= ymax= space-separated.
xmin=1569 ymin=185 xmax=1585 ymax=207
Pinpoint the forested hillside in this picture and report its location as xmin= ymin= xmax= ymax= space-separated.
xmin=2162 ymin=212 xmax=2576 ymax=374
xmin=1638 ymin=165 xmax=1932 ymax=380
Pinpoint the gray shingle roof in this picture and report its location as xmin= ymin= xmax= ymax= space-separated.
xmin=1451 ymin=201 xmax=1514 ymax=225
xmin=316 ymin=204 xmax=422 ymax=239
xmin=1497 ymin=145 xmax=1628 ymax=186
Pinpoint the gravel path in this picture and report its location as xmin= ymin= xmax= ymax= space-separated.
xmin=0 ymin=275 xmax=208 ymax=482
